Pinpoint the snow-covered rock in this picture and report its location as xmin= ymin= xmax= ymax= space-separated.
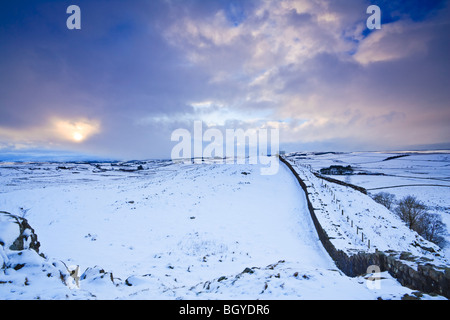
xmin=0 ymin=211 xmax=40 ymax=253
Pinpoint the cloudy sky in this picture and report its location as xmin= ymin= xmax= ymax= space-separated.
xmin=1 ymin=0 xmax=449 ymax=160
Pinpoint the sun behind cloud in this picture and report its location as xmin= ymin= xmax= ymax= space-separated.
xmin=0 ymin=117 xmax=101 ymax=147
xmin=72 ymin=132 xmax=84 ymax=142
xmin=52 ymin=118 xmax=100 ymax=143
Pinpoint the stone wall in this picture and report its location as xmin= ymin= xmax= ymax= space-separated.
xmin=279 ymin=156 xmax=450 ymax=298
xmin=312 ymin=172 xmax=368 ymax=195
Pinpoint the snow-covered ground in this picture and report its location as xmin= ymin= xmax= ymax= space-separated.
xmin=286 ymin=151 xmax=450 ymax=259
xmin=0 ymin=158 xmax=446 ymax=299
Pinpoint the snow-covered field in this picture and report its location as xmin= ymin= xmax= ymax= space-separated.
xmin=287 ymin=151 xmax=450 ymax=259
xmin=0 ymin=157 xmax=447 ymax=299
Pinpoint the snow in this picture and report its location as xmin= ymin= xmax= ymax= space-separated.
xmin=0 ymin=214 xmax=20 ymax=249
xmin=0 ymin=157 xmax=447 ymax=299
xmin=287 ymin=151 xmax=450 ymax=259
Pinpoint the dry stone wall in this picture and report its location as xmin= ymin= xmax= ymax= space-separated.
xmin=279 ymin=156 xmax=450 ymax=298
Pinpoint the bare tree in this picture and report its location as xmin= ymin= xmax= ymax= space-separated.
xmin=394 ymin=195 xmax=447 ymax=248
xmin=372 ymin=192 xmax=396 ymax=210
xmin=417 ymin=213 xmax=447 ymax=248
xmin=394 ymin=196 xmax=427 ymax=230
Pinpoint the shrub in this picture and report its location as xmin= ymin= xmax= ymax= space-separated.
xmin=372 ymin=192 xmax=396 ymax=210
xmin=394 ymin=195 xmax=427 ymax=230
xmin=394 ymin=195 xmax=447 ymax=248
xmin=416 ymin=213 xmax=447 ymax=248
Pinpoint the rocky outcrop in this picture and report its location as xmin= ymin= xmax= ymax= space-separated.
xmin=0 ymin=211 xmax=120 ymax=296
xmin=0 ymin=211 xmax=40 ymax=253
xmin=0 ymin=211 xmax=43 ymax=271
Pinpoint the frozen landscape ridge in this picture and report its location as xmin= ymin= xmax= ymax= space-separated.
xmin=0 ymin=152 xmax=449 ymax=299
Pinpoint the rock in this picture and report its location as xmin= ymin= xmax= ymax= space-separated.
xmin=399 ymin=251 xmax=416 ymax=262
xmin=81 ymin=266 xmax=117 ymax=285
xmin=125 ymin=275 xmax=152 ymax=286
xmin=401 ymin=293 xmax=420 ymax=300
xmin=242 ymin=267 xmax=254 ymax=274
xmin=0 ymin=211 xmax=40 ymax=253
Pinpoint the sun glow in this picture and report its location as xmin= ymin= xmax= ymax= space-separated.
xmin=51 ymin=118 xmax=100 ymax=143
xmin=73 ymin=132 xmax=84 ymax=142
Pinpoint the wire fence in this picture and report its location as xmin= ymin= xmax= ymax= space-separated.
xmin=288 ymin=158 xmax=372 ymax=250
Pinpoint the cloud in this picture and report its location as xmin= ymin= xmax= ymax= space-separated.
xmin=0 ymin=0 xmax=449 ymax=159
xmin=354 ymin=20 xmax=431 ymax=65
xmin=0 ymin=117 xmax=101 ymax=146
